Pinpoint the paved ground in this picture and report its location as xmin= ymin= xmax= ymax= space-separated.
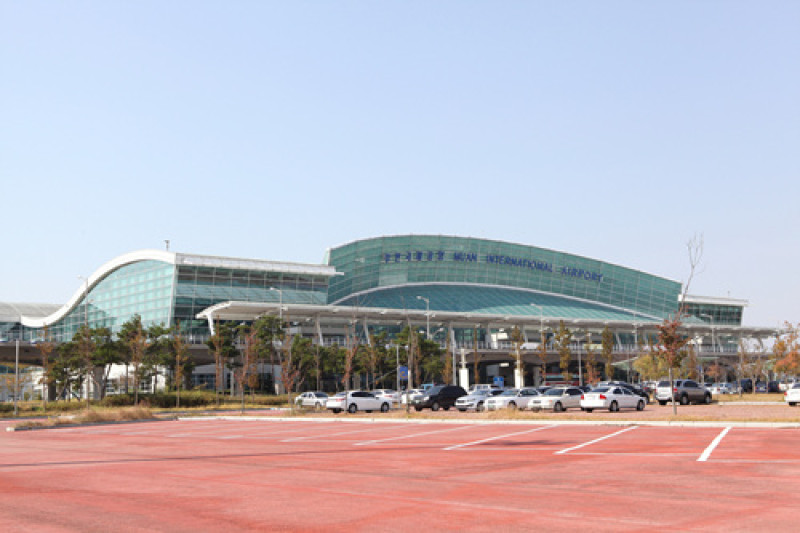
xmin=1 ymin=417 xmax=799 ymax=532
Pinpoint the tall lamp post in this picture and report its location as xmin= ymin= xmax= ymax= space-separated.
xmin=14 ymin=339 xmax=19 ymax=417
xmin=530 ymin=304 xmax=545 ymax=385
xmin=416 ymin=296 xmax=430 ymax=339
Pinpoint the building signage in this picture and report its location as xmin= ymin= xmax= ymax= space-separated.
xmin=382 ymin=250 xmax=604 ymax=283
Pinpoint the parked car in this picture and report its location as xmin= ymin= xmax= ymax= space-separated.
xmin=484 ymin=387 xmax=541 ymax=411
xmin=581 ymin=386 xmax=646 ymax=413
xmin=326 ymin=391 xmax=391 ymax=414
xmin=709 ymin=383 xmax=736 ymax=395
xmin=294 ymin=391 xmax=329 ymax=409
xmin=598 ymin=381 xmax=649 ymax=404
xmin=528 ymin=386 xmax=583 ymax=412
xmin=467 ymin=384 xmax=501 ymax=394
xmin=412 ymin=385 xmax=467 ymax=411
xmin=401 ymin=388 xmax=424 ymax=405
xmin=372 ymin=389 xmax=400 ymax=405
xmin=655 ymin=379 xmax=712 ymax=405
xmin=455 ymin=389 xmax=494 ymax=412
xmin=785 ymin=383 xmax=800 ymax=406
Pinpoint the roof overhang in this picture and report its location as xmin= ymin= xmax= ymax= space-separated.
xmin=197 ymin=301 xmax=779 ymax=337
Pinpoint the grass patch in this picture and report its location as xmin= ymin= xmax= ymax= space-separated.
xmin=715 ymin=393 xmax=785 ymax=403
xmin=11 ymin=406 xmax=156 ymax=430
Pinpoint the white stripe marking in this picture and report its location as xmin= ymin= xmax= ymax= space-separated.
xmin=282 ymin=426 xmax=384 ymax=442
xmin=444 ymin=425 xmax=556 ymax=450
xmin=555 ymin=426 xmax=638 ymax=455
xmin=698 ymin=427 xmax=731 ymax=462
xmin=354 ymin=425 xmax=470 ymax=446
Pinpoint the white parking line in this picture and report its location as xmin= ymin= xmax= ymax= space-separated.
xmin=554 ymin=426 xmax=638 ymax=455
xmin=354 ymin=425 xmax=471 ymax=446
xmin=698 ymin=427 xmax=731 ymax=462
xmin=444 ymin=425 xmax=556 ymax=451
xmin=282 ymin=425 xmax=390 ymax=442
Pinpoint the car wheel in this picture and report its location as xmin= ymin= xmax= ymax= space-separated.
xmin=477 ymin=402 xmax=484 ymax=412
xmin=414 ymin=406 xmax=422 ymax=412
xmin=789 ymin=402 xmax=796 ymax=407
xmin=585 ymin=408 xmax=593 ymax=413
xmin=554 ymin=402 xmax=564 ymax=412
xmin=380 ymin=403 xmax=390 ymax=412
xmin=332 ymin=409 xmax=341 ymax=414
xmin=704 ymin=394 xmax=712 ymax=404
xmin=658 ymin=400 xmax=667 ymax=406
xmin=507 ymin=402 xmax=517 ymax=410
xmin=680 ymin=394 xmax=689 ymax=406
xmin=431 ymin=401 xmax=440 ymax=412
xmin=347 ymin=403 xmax=357 ymax=414
xmin=443 ymin=406 xmax=450 ymax=411
xmin=314 ymin=402 xmax=322 ymax=410
xmin=458 ymin=408 xmax=467 ymax=412
xmin=636 ymin=400 xmax=645 ymax=411
xmin=609 ymin=401 xmax=619 ymax=412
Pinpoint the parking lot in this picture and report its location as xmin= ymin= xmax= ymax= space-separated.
xmin=2 ymin=417 xmax=799 ymax=531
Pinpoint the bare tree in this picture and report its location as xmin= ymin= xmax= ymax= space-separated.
xmin=510 ymin=326 xmax=525 ymax=388
xmin=583 ymin=333 xmax=600 ymax=386
xmin=37 ymin=326 xmax=57 ymax=411
xmin=656 ymin=234 xmax=703 ymax=414
xmin=472 ymin=326 xmax=483 ymax=387
xmin=601 ymin=326 xmax=614 ymax=380
xmin=552 ymin=321 xmax=573 ymax=383
xmin=172 ymin=322 xmax=189 ymax=408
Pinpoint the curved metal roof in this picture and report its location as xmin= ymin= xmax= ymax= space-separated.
xmin=19 ymin=249 xmax=339 ymax=329
xmin=20 ymin=249 xmax=177 ymax=328
xmin=0 ymin=302 xmax=62 ymax=322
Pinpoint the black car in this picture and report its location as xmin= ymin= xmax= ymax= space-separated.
xmin=412 ymin=385 xmax=467 ymax=411
xmin=598 ymin=381 xmax=649 ymax=403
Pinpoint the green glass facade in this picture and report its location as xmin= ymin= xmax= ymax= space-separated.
xmin=48 ymin=260 xmax=175 ymax=342
xmin=23 ymin=255 xmax=331 ymax=342
xmin=173 ymin=264 xmax=328 ymax=335
xmin=685 ymin=302 xmax=743 ymax=326
xmin=326 ymin=235 xmax=681 ymax=319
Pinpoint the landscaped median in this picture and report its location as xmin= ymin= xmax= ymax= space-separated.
xmin=6 ymin=406 xmax=158 ymax=431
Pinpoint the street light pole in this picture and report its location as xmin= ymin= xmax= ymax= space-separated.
xmin=416 ymin=296 xmax=430 ymax=339
xmin=14 ymin=339 xmax=19 ymax=417
xmin=530 ymin=304 xmax=545 ymax=385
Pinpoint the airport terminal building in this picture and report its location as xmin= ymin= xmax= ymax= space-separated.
xmin=0 ymin=235 xmax=775 ymax=391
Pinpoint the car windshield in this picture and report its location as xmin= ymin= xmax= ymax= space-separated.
xmin=793 ymin=384 xmax=800 ymax=389
xmin=426 ymin=386 xmax=444 ymax=395
xmin=591 ymin=387 xmax=610 ymax=393
xmin=471 ymin=390 xmax=490 ymax=396
xmin=500 ymin=389 xmax=519 ymax=396
xmin=314 ymin=392 xmax=327 ymax=398
xmin=544 ymin=388 xmax=566 ymax=396
xmin=657 ymin=381 xmax=670 ymax=387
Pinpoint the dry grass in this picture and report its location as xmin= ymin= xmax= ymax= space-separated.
xmin=11 ymin=406 xmax=156 ymax=430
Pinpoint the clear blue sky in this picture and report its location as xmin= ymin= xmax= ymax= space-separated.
xmin=2 ymin=1 xmax=798 ymax=328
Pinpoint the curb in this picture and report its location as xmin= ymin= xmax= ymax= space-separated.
xmin=176 ymin=415 xmax=800 ymax=429
xmin=6 ymin=416 xmax=175 ymax=432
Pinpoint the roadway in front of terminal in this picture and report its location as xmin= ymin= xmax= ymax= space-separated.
xmin=1 ymin=416 xmax=799 ymax=531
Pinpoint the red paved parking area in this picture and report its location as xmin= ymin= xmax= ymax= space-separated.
xmin=1 ymin=419 xmax=798 ymax=531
